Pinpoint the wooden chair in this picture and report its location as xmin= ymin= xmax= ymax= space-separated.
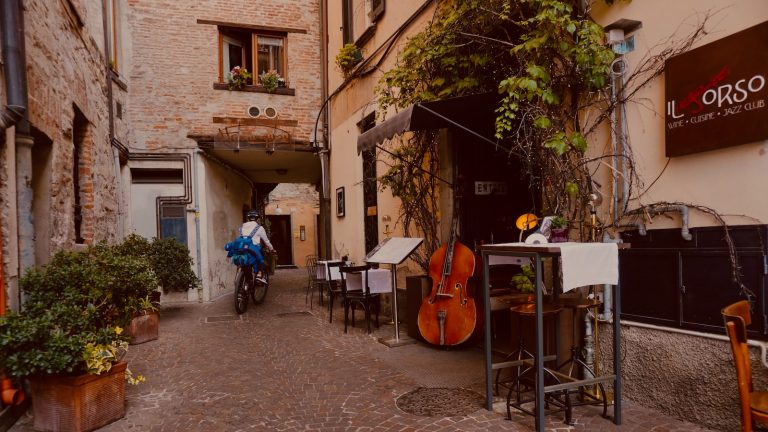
xmin=339 ymin=264 xmax=381 ymax=334
xmin=722 ymin=300 xmax=768 ymax=431
xmin=326 ymin=261 xmax=344 ymax=323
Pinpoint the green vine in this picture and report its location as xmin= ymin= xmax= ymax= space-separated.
xmin=375 ymin=0 xmax=615 ymax=269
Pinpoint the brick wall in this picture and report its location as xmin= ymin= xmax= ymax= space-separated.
xmin=124 ymin=0 xmax=322 ymax=150
xmin=20 ymin=0 xmax=118 ymax=249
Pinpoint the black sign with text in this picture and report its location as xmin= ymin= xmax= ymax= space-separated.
xmin=665 ymin=21 xmax=768 ymax=157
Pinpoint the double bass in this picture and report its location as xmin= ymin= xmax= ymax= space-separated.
xmin=417 ymin=204 xmax=477 ymax=346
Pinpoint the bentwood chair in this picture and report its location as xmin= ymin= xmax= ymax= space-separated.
xmin=326 ymin=261 xmax=344 ymax=323
xmin=722 ymin=300 xmax=768 ymax=431
xmin=305 ymin=255 xmax=319 ymax=308
xmin=339 ymin=264 xmax=381 ymax=334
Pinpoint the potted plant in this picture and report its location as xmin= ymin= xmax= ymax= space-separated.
xmin=226 ymin=66 xmax=252 ymax=90
xmin=0 ymin=246 xmax=153 ymax=431
xmin=549 ymin=215 xmax=569 ymax=243
xmin=511 ymin=264 xmax=535 ymax=293
xmin=123 ymin=295 xmax=160 ymax=345
xmin=335 ymin=43 xmax=362 ymax=77
xmin=259 ymin=69 xmax=280 ymax=93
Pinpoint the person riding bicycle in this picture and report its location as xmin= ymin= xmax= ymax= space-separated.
xmin=240 ymin=209 xmax=276 ymax=283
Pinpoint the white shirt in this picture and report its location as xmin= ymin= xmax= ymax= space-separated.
xmin=240 ymin=221 xmax=275 ymax=252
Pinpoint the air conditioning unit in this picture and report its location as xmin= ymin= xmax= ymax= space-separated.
xmin=247 ymin=105 xmax=261 ymax=118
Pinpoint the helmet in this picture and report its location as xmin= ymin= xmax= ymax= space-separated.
xmin=246 ymin=210 xmax=259 ymax=221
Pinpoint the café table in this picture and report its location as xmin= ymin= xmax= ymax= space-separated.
xmin=344 ymin=268 xmax=392 ymax=294
xmin=316 ymin=259 xmax=345 ymax=281
xmin=480 ymin=242 xmax=623 ymax=431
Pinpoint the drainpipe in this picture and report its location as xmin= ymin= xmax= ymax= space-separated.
xmin=0 ymin=0 xmax=28 ymax=406
xmin=192 ymin=150 xmax=203 ymax=302
xmin=102 ymin=0 xmax=125 ymax=240
xmin=318 ymin=0 xmax=332 ymax=259
xmin=626 ymin=204 xmax=692 ymax=241
xmin=609 ymin=62 xmax=621 ymax=226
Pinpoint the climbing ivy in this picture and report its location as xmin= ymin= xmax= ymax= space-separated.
xmin=376 ymin=0 xmax=616 ymax=267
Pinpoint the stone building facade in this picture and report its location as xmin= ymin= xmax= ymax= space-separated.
xmin=324 ymin=1 xmax=768 ymax=430
xmin=121 ymin=0 xmax=323 ymax=301
xmin=1 ymin=0 xmax=122 ymax=311
xmin=1 ymin=0 xmax=323 ymax=309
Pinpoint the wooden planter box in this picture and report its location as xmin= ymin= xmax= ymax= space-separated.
xmin=125 ymin=310 xmax=159 ymax=345
xmin=28 ymin=361 xmax=126 ymax=432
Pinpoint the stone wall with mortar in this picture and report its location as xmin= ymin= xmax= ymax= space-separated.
xmin=1 ymin=0 xmax=119 ymax=309
xmin=124 ymin=0 xmax=322 ymax=151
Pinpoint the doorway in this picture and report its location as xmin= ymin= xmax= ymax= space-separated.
xmin=454 ymin=129 xmax=534 ymax=249
xmin=266 ymin=214 xmax=293 ymax=266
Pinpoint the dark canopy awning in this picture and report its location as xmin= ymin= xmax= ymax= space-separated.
xmin=356 ymin=92 xmax=501 ymax=154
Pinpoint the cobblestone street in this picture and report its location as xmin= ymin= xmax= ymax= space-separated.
xmin=11 ymin=269 xmax=715 ymax=431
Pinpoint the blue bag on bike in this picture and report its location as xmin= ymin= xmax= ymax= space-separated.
xmin=224 ymin=225 xmax=264 ymax=270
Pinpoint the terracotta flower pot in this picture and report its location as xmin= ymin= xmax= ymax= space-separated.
xmin=28 ymin=362 xmax=127 ymax=432
xmin=125 ymin=310 xmax=159 ymax=345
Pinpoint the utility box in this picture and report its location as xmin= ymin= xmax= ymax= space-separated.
xmin=406 ymin=275 xmax=432 ymax=342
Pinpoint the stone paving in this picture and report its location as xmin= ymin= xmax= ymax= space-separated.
xmin=11 ymin=269 xmax=715 ymax=431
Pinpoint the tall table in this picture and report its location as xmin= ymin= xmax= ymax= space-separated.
xmin=365 ymin=237 xmax=424 ymax=347
xmin=480 ymin=242 xmax=623 ymax=431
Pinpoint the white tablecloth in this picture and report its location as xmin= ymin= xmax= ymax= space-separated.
xmin=345 ymin=268 xmax=392 ymax=294
xmin=317 ymin=260 xmax=344 ymax=281
xmin=486 ymin=242 xmax=618 ymax=292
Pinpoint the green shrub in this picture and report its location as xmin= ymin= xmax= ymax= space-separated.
xmin=149 ymin=237 xmax=198 ymax=293
xmin=0 ymin=245 xmax=157 ymax=378
xmin=114 ymin=234 xmax=198 ymax=294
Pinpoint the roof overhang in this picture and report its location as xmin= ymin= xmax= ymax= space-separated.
xmin=198 ymin=142 xmax=321 ymax=184
xmin=356 ymin=92 xmax=501 ymax=154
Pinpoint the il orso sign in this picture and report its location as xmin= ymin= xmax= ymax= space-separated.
xmin=665 ymin=20 xmax=768 ymax=157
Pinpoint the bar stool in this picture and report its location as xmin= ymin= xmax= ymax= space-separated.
xmin=554 ymin=300 xmax=608 ymax=423
xmin=495 ymin=302 xmax=562 ymax=396
xmin=504 ymin=302 xmax=566 ymax=420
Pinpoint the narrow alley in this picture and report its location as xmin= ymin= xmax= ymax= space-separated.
xmin=11 ymin=269 xmax=714 ymax=432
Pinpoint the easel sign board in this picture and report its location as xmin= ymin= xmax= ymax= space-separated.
xmin=365 ymin=237 xmax=424 ymax=265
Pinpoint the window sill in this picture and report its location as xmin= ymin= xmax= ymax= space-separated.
xmin=212 ymin=83 xmax=295 ymax=96
xmin=110 ymin=70 xmax=128 ymax=91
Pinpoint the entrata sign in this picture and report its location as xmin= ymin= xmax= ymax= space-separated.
xmin=665 ymin=21 xmax=768 ymax=157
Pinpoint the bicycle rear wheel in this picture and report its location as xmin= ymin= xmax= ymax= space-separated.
xmin=252 ymin=269 xmax=269 ymax=304
xmin=234 ymin=269 xmax=250 ymax=314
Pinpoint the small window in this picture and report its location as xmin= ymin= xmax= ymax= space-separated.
xmin=220 ymin=29 xmax=253 ymax=84
xmin=160 ymin=203 xmax=188 ymax=246
xmin=256 ymin=36 xmax=285 ymax=77
xmin=218 ymin=27 xmax=287 ymax=88
xmin=131 ymin=168 xmax=184 ymax=184
xmin=343 ymin=0 xmax=384 ymax=45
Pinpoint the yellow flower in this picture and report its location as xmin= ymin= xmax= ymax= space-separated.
xmin=114 ymin=326 xmax=123 ymax=335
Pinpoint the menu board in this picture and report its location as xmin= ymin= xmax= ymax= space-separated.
xmin=365 ymin=237 xmax=424 ymax=265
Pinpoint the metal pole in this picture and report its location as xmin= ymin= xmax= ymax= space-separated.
xmin=483 ymin=250 xmax=493 ymax=410
xmin=534 ymin=254 xmax=544 ymax=430
xmin=613 ymin=282 xmax=622 ymax=424
xmin=390 ymin=264 xmax=400 ymax=343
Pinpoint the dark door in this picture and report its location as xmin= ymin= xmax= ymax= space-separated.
xmin=266 ymin=215 xmax=292 ymax=266
xmin=362 ymin=148 xmax=379 ymax=254
xmin=360 ymin=114 xmax=379 ymax=254
xmin=455 ymin=128 xmax=534 ymax=249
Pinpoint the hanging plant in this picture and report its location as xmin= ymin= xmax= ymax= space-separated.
xmin=335 ymin=43 xmax=362 ymax=77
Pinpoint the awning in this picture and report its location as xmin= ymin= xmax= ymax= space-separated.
xmin=356 ymin=92 xmax=501 ymax=154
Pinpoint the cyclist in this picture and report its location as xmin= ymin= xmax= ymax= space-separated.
xmin=240 ymin=209 xmax=276 ymax=283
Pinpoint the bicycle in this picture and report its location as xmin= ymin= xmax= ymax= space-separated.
xmin=234 ymin=261 xmax=269 ymax=314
